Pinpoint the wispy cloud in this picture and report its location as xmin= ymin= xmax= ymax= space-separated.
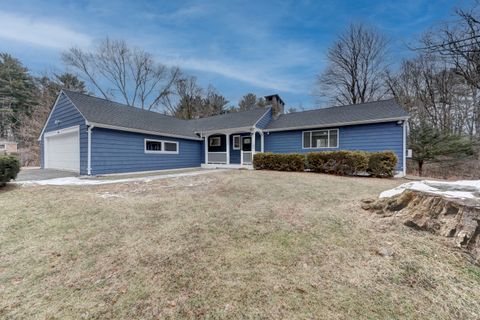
xmin=162 ymin=56 xmax=309 ymax=93
xmin=0 ymin=11 xmax=91 ymax=49
xmin=141 ymin=4 xmax=208 ymax=22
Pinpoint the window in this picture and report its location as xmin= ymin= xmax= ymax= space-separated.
xmin=233 ymin=135 xmax=240 ymax=150
xmin=146 ymin=140 xmax=162 ymax=151
xmin=164 ymin=142 xmax=177 ymax=152
xmin=209 ymin=136 xmax=221 ymax=147
xmin=303 ymin=129 xmax=339 ymax=149
xmin=0 ymin=144 xmax=5 ymax=150
xmin=145 ymin=139 xmax=178 ymax=154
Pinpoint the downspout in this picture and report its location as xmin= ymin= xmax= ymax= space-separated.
xmin=87 ymin=125 xmax=94 ymax=175
xmin=403 ymin=121 xmax=407 ymax=177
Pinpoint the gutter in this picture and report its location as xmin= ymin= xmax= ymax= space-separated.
xmin=264 ymin=116 xmax=410 ymax=132
xmin=88 ymin=122 xmax=203 ymax=141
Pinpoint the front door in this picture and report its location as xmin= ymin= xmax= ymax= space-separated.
xmin=241 ymin=136 xmax=252 ymax=164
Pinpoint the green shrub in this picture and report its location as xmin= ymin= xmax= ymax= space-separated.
xmin=368 ymin=151 xmax=398 ymax=177
xmin=0 ymin=155 xmax=20 ymax=186
xmin=306 ymin=151 xmax=369 ymax=175
xmin=254 ymin=150 xmax=398 ymax=178
xmin=253 ymin=152 xmax=304 ymax=171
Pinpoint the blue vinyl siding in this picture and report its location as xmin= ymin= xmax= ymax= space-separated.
xmin=255 ymin=132 xmax=261 ymax=152
xmin=91 ymin=128 xmax=202 ymax=175
xmin=265 ymin=121 xmax=404 ymax=171
xmin=40 ymin=92 xmax=88 ymax=174
xmin=255 ymin=108 xmax=272 ymax=129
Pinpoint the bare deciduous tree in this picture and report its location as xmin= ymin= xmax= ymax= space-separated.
xmin=62 ymin=38 xmax=181 ymax=111
xmin=316 ymin=22 xmax=390 ymax=106
xmin=416 ymin=3 xmax=480 ymax=138
xmin=419 ymin=4 xmax=480 ymax=89
xmin=172 ymin=76 xmax=204 ymax=119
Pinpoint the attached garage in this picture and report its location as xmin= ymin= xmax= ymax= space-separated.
xmin=44 ymin=126 xmax=80 ymax=172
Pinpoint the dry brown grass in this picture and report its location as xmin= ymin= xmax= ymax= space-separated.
xmin=1 ymin=170 xmax=479 ymax=319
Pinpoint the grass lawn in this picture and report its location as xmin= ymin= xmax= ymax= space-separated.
xmin=1 ymin=170 xmax=479 ymax=319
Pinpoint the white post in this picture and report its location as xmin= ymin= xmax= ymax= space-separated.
xmin=226 ymin=133 xmax=230 ymax=164
xmin=251 ymin=131 xmax=256 ymax=159
xmin=204 ymin=134 xmax=209 ymax=164
xmin=241 ymin=136 xmax=243 ymax=165
xmin=403 ymin=121 xmax=407 ymax=177
xmin=260 ymin=131 xmax=264 ymax=152
xmin=87 ymin=125 xmax=94 ymax=175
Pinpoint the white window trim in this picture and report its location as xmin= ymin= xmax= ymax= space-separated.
xmin=232 ymin=135 xmax=241 ymax=150
xmin=302 ymin=129 xmax=339 ymax=149
xmin=209 ymin=136 xmax=222 ymax=147
xmin=144 ymin=138 xmax=179 ymax=154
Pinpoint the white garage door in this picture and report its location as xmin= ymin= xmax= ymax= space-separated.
xmin=44 ymin=126 xmax=80 ymax=172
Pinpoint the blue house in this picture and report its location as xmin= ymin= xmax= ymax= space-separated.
xmin=39 ymin=90 xmax=409 ymax=176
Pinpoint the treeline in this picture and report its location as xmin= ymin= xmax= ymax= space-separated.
xmin=0 ymin=54 xmax=88 ymax=164
xmin=0 ymin=41 xmax=279 ymax=165
xmin=316 ymin=2 xmax=480 ymax=174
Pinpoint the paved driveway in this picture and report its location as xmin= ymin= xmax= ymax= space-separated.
xmin=16 ymin=169 xmax=78 ymax=182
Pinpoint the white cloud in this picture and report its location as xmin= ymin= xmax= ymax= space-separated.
xmin=0 ymin=11 xmax=91 ymax=49
xmin=163 ymin=56 xmax=310 ymax=94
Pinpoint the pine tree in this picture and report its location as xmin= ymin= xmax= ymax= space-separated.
xmin=409 ymin=122 xmax=474 ymax=176
xmin=0 ymin=53 xmax=37 ymax=140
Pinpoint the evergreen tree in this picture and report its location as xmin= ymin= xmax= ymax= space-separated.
xmin=238 ymin=93 xmax=264 ymax=111
xmin=0 ymin=53 xmax=37 ymax=139
xmin=409 ymin=122 xmax=474 ymax=176
xmin=201 ymin=86 xmax=228 ymax=117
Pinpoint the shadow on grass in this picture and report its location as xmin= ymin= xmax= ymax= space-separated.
xmin=0 ymin=183 xmax=19 ymax=193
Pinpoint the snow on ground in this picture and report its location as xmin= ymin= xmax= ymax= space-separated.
xmin=16 ymin=169 xmax=226 ymax=186
xmin=380 ymin=179 xmax=480 ymax=200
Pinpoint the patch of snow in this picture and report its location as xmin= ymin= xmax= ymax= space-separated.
xmin=380 ymin=179 xmax=480 ymax=200
xmin=17 ymin=170 xmax=226 ymax=186
xmin=97 ymin=192 xmax=125 ymax=199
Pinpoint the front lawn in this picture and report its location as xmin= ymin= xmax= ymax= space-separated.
xmin=1 ymin=171 xmax=479 ymax=319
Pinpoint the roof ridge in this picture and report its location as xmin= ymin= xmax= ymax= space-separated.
xmin=190 ymin=106 xmax=271 ymax=122
xmin=282 ymin=98 xmax=397 ymax=117
xmin=62 ymin=89 xmax=185 ymax=121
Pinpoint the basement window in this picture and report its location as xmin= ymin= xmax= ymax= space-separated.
xmin=145 ymin=139 xmax=178 ymax=154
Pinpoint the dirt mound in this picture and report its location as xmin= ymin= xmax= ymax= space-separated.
xmin=362 ymin=190 xmax=480 ymax=264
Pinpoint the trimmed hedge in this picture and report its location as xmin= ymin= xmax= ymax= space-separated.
xmin=253 ymin=150 xmax=398 ymax=178
xmin=0 ymin=155 xmax=20 ymax=186
xmin=367 ymin=151 xmax=398 ymax=177
xmin=253 ymin=152 xmax=304 ymax=171
xmin=306 ymin=151 xmax=368 ymax=175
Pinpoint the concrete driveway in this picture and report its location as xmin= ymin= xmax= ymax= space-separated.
xmin=16 ymin=168 xmax=78 ymax=182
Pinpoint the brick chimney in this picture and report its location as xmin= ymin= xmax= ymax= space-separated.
xmin=264 ymin=94 xmax=285 ymax=116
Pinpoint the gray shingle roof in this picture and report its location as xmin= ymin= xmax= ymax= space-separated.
xmin=64 ymin=90 xmax=271 ymax=138
xmin=266 ymin=99 xmax=408 ymax=131
xmin=62 ymin=91 xmax=408 ymax=139
xmin=63 ymin=90 xmax=199 ymax=139
xmin=192 ymin=107 xmax=270 ymax=132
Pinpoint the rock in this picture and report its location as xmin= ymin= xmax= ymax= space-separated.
xmin=364 ymin=190 xmax=480 ymax=265
xmin=376 ymin=246 xmax=395 ymax=257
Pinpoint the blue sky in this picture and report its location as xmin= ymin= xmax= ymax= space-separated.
xmin=0 ymin=0 xmax=471 ymax=109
